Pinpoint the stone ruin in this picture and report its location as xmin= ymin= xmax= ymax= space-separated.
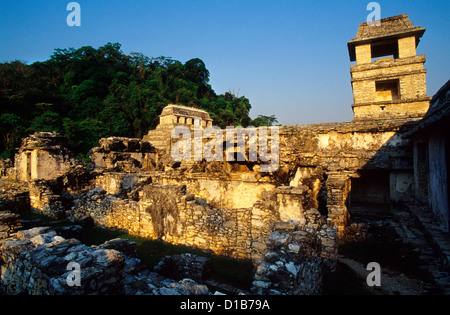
xmin=14 ymin=132 xmax=79 ymax=182
xmin=1 ymin=14 xmax=449 ymax=295
xmin=0 ymin=224 xmax=214 ymax=295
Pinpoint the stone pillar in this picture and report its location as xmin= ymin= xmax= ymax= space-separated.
xmin=398 ymin=36 xmax=417 ymax=58
xmin=355 ymin=44 xmax=372 ymax=65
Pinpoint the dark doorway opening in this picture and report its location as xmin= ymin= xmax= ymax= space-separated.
xmin=350 ymin=169 xmax=391 ymax=218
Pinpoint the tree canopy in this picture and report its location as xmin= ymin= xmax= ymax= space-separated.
xmin=0 ymin=42 xmax=277 ymax=160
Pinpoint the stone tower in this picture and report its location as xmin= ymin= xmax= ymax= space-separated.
xmin=348 ymin=14 xmax=431 ymax=121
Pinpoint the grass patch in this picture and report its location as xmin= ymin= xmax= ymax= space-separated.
xmin=209 ymin=255 xmax=253 ymax=290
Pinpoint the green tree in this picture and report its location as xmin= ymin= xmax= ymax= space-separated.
xmin=251 ymin=115 xmax=278 ymax=127
xmin=29 ymin=110 xmax=62 ymax=133
xmin=0 ymin=113 xmax=25 ymax=158
xmin=0 ymin=42 xmax=276 ymax=159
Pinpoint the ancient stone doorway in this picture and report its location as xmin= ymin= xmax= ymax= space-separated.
xmin=350 ymin=170 xmax=391 ymax=218
xmin=26 ymin=152 xmax=32 ymax=180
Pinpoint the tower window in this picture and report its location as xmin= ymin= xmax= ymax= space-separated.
xmin=371 ymin=40 xmax=399 ymax=61
xmin=376 ymin=79 xmax=400 ymax=102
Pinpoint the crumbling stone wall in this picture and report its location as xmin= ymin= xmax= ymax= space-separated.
xmin=278 ymin=120 xmax=416 ymax=172
xmin=0 ymin=179 xmax=30 ymax=212
xmin=252 ymin=210 xmax=338 ymax=295
xmin=149 ymin=171 xmax=277 ymax=209
xmin=90 ymin=137 xmax=157 ymax=172
xmin=0 ymin=159 xmax=14 ymax=179
xmin=69 ymin=184 xmax=256 ymax=259
xmin=69 ymin=182 xmax=318 ymax=260
xmin=277 ymin=120 xmax=417 ymax=236
xmin=0 ymin=211 xmax=21 ymax=239
xmin=94 ymin=172 xmax=152 ymax=195
xmin=0 ymin=227 xmax=126 ymax=295
xmin=0 ymin=224 xmax=216 ymax=295
xmin=28 ymin=179 xmax=65 ymax=219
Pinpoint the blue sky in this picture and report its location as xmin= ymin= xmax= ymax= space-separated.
xmin=0 ymin=0 xmax=448 ymax=125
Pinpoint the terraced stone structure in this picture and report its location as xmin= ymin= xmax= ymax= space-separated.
xmin=143 ymin=104 xmax=213 ymax=151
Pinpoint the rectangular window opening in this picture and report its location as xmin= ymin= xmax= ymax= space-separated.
xmin=371 ymin=40 xmax=399 ymax=62
xmin=376 ymin=79 xmax=400 ymax=102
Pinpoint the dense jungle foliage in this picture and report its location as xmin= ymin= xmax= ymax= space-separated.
xmin=0 ymin=42 xmax=277 ymax=160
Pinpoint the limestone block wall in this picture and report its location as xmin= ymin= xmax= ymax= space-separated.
xmin=0 ymin=227 xmax=126 ymax=295
xmin=94 ymin=172 xmax=152 ymax=195
xmin=28 ymin=179 xmax=65 ymax=219
xmin=91 ymin=171 xmax=277 ymax=210
xmin=69 ymin=182 xmax=313 ymax=260
xmin=252 ymin=210 xmax=338 ymax=295
xmin=0 ymin=211 xmax=21 ymax=239
xmin=353 ymin=100 xmax=430 ymax=121
xmin=0 ymin=179 xmax=30 ymax=212
xmin=70 ymin=184 xmax=255 ymax=259
xmin=278 ymin=121 xmax=417 ymax=173
xmin=150 ymin=172 xmax=277 ymax=209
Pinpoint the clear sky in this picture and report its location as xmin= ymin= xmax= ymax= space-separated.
xmin=0 ymin=0 xmax=448 ymax=125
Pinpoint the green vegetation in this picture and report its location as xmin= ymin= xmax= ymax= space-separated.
xmin=0 ymin=43 xmax=277 ymax=161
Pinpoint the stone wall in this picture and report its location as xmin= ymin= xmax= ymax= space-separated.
xmin=0 ymin=179 xmax=30 ymax=212
xmin=0 ymin=226 xmax=126 ymax=295
xmin=252 ymin=210 xmax=338 ymax=295
xmin=0 ymin=159 xmax=14 ymax=179
xmin=28 ymin=179 xmax=65 ymax=219
xmin=69 ymin=182 xmax=315 ymax=260
xmin=0 ymin=211 xmax=21 ymax=239
xmin=278 ymin=120 xmax=416 ymax=172
xmin=69 ymin=184 xmax=255 ymax=259
xmin=150 ymin=172 xmax=277 ymax=209
xmin=90 ymin=137 xmax=157 ymax=172
xmin=0 ymin=224 xmax=222 ymax=295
